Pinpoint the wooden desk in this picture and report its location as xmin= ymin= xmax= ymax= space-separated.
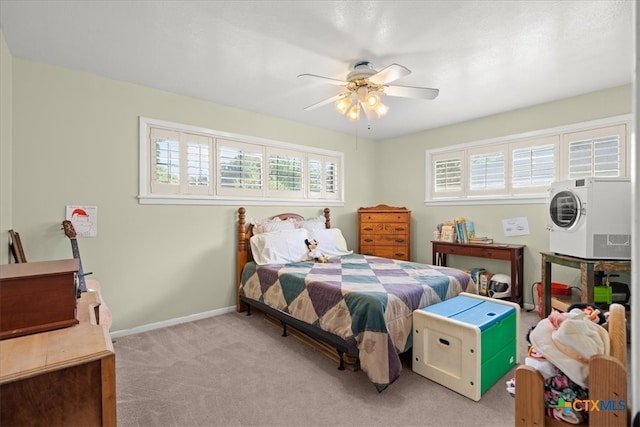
xmin=540 ymin=252 xmax=631 ymax=317
xmin=0 ymin=291 xmax=116 ymax=426
xmin=432 ymin=241 xmax=525 ymax=305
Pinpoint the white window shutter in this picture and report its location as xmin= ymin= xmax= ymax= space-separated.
xmin=267 ymin=148 xmax=304 ymax=198
xmin=430 ymin=150 xmax=465 ymax=199
xmin=308 ymin=154 xmax=341 ymax=200
xmin=216 ymin=139 xmax=264 ymax=197
xmin=150 ymin=127 xmax=181 ymax=195
xmin=182 ymin=132 xmax=213 ymax=195
xmin=510 ymin=135 xmax=558 ymax=193
xmin=563 ymin=124 xmax=627 ymax=179
xmin=467 ymin=144 xmax=507 ymax=195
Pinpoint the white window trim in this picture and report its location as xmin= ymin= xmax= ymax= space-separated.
xmin=139 ymin=117 xmax=345 ymax=206
xmin=425 ymin=114 xmax=631 ymax=206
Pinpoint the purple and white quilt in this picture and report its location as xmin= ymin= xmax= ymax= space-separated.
xmin=240 ymin=253 xmax=477 ymax=391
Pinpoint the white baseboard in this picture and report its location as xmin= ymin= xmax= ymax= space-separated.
xmin=110 ymin=305 xmax=237 ymax=339
xmin=110 ymin=302 xmax=539 ymax=340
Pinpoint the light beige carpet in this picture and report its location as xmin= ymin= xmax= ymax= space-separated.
xmin=114 ymin=308 xmax=540 ymax=427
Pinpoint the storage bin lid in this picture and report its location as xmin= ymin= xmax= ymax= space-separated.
xmin=451 ymin=300 xmax=514 ymax=330
xmin=420 ymin=295 xmax=514 ymax=331
xmin=420 ymin=295 xmax=483 ymax=317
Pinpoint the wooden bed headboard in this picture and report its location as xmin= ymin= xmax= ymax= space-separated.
xmin=236 ymin=207 xmax=331 ymax=312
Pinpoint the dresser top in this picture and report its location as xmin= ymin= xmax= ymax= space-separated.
xmin=358 ymin=204 xmax=410 ymax=213
xmin=0 ymin=259 xmax=79 ymax=281
xmin=0 ymin=292 xmax=113 ymax=384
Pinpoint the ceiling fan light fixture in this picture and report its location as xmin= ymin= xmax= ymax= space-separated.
xmin=364 ymin=92 xmax=380 ymax=109
xmin=300 ymin=61 xmax=438 ymax=123
xmin=346 ymin=103 xmax=360 ymax=122
xmin=374 ymin=102 xmax=389 ymax=118
xmin=334 ymin=95 xmax=352 ymax=115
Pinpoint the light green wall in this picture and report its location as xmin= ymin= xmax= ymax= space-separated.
xmin=0 ymin=33 xmax=12 ymax=264
xmin=3 ymin=38 xmax=633 ymax=331
xmin=377 ymin=85 xmax=632 ymax=305
xmin=10 ymin=56 xmax=378 ymax=332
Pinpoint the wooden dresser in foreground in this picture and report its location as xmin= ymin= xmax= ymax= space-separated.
xmin=358 ymin=205 xmax=411 ymax=261
xmin=0 ymin=289 xmax=116 ymax=426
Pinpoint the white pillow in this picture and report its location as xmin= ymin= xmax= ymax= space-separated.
xmin=294 ymin=216 xmax=326 ymax=231
xmin=251 ymin=217 xmax=296 ymax=234
xmin=308 ymin=228 xmax=352 ymax=257
xmin=250 ymin=229 xmax=310 ymax=265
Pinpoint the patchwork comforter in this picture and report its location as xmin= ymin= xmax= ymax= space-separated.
xmin=240 ymin=254 xmax=477 ymax=391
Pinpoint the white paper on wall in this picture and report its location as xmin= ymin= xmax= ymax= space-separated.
xmin=502 ymin=217 xmax=529 ymax=237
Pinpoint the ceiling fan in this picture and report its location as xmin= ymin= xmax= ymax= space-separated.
xmin=298 ymin=61 xmax=439 ymax=122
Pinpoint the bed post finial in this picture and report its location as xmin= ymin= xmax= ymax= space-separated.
xmin=324 ymin=208 xmax=331 ymax=229
xmin=238 ymin=207 xmax=246 ymax=251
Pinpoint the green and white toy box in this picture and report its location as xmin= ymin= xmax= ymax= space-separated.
xmin=412 ymin=293 xmax=520 ymax=401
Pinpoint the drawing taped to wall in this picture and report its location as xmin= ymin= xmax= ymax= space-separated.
xmin=65 ymin=205 xmax=98 ymax=237
xmin=502 ymin=217 xmax=529 ymax=237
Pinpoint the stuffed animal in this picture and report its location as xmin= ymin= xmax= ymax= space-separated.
xmin=305 ymin=238 xmax=329 ymax=263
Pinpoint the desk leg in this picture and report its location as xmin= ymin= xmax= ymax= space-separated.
xmin=580 ymin=263 xmax=595 ymax=304
xmin=542 ymin=255 xmax=552 ymax=317
xmin=510 ymin=250 xmax=523 ymax=306
xmin=510 ymin=257 xmax=517 ymax=304
xmin=517 ymin=251 xmax=524 ymax=306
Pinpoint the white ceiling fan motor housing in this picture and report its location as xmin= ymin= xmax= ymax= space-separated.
xmin=346 ymin=61 xmax=378 ymax=82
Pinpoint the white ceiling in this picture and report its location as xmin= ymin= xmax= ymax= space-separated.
xmin=0 ymin=1 xmax=634 ymax=140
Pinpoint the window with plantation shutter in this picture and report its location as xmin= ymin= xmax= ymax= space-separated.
xmin=511 ymin=136 xmax=558 ymax=193
xmin=308 ymin=154 xmax=341 ymax=200
xmin=563 ymin=124 xmax=626 ymax=179
xmin=139 ymin=117 xmax=344 ymax=205
xmin=268 ymin=148 xmax=303 ymax=197
xmin=309 ymin=159 xmax=322 ymax=195
xmin=425 ymin=116 xmax=629 ymax=204
xmin=217 ymin=139 xmax=264 ymax=197
xmin=149 ymin=128 xmax=213 ymax=196
xmin=430 ymin=151 xmax=464 ymax=198
xmin=435 ymin=159 xmax=462 ymax=191
xmin=325 ymin=160 xmax=338 ymax=196
xmin=468 ymin=146 xmax=506 ymax=193
xmin=151 ymin=127 xmax=180 ymax=194
xmin=184 ymin=133 xmax=212 ymax=195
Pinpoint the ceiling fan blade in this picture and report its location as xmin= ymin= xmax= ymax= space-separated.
xmin=384 ymin=85 xmax=439 ymax=100
xmin=297 ymin=73 xmax=348 ymax=86
xmin=303 ymin=93 xmax=348 ymax=111
xmin=368 ymin=63 xmax=411 ymax=85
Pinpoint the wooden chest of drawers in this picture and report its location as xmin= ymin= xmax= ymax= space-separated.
xmin=358 ymin=205 xmax=411 ymax=261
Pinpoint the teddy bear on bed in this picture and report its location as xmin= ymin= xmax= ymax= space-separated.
xmin=304 ymin=238 xmax=329 ymax=263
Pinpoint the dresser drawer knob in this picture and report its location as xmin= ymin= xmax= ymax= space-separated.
xmin=364 ymin=238 xmax=373 ymax=243
xmin=364 ymin=227 xmax=373 ymax=231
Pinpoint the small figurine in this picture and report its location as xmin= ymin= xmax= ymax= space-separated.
xmin=304 ymin=238 xmax=329 ymax=263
